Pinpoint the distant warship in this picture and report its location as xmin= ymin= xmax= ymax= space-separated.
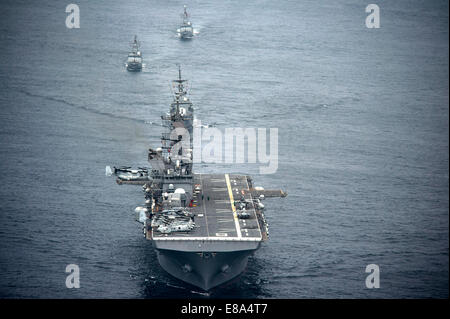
xmin=126 ymin=35 xmax=143 ymax=72
xmin=109 ymin=67 xmax=287 ymax=290
xmin=178 ymin=5 xmax=194 ymax=39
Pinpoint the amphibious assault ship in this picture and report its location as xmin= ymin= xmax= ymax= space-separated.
xmin=109 ymin=68 xmax=286 ymax=290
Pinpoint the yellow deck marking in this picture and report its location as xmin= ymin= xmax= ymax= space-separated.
xmin=225 ymin=174 xmax=242 ymax=238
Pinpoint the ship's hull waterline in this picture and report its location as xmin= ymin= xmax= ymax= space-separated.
xmin=156 ymin=248 xmax=258 ymax=291
xmin=127 ymin=63 xmax=142 ymax=72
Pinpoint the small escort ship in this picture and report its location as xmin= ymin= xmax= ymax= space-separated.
xmin=109 ymin=67 xmax=286 ymax=290
xmin=178 ymin=5 xmax=194 ymax=39
xmin=126 ymin=35 xmax=143 ymax=72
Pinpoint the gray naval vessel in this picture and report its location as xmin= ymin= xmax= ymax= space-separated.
xmin=126 ymin=35 xmax=143 ymax=72
xmin=178 ymin=5 xmax=194 ymax=39
xmin=109 ymin=67 xmax=287 ymax=290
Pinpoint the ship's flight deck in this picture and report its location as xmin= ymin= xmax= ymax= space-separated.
xmin=151 ymin=173 xmax=263 ymax=240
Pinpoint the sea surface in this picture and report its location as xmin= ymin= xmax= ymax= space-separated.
xmin=0 ymin=0 xmax=448 ymax=298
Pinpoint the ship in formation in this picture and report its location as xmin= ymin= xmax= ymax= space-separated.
xmin=108 ymin=68 xmax=287 ymax=290
xmin=178 ymin=5 xmax=194 ymax=39
xmin=126 ymin=35 xmax=143 ymax=72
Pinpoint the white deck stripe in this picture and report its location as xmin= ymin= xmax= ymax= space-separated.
xmin=199 ymin=174 xmax=210 ymax=237
xmin=225 ymin=174 xmax=242 ymax=238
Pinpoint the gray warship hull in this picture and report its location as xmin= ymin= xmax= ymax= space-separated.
xmin=179 ymin=30 xmax=193 ymax=39
xmin=155 ymin=248 xmax=257 ymax=290
xmin=127 ymin=62 xmax=142 ymax=72
xmin=147 ymin=173 xmax=268 ymax=290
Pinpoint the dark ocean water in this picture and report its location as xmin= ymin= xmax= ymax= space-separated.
xmin=0 ymin=0 xmax=448 ymax=298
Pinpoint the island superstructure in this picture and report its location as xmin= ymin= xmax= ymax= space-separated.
xmin=110 ymin=67 xmax=286 ymax=290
